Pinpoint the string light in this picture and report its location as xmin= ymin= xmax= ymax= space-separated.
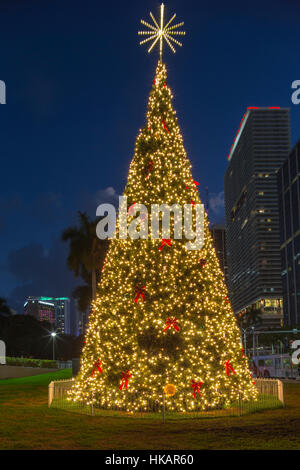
xmin=68 ymin=61 xmax=258 ymax=413
xmin=138 ymin=3 xmax=186 ymax=59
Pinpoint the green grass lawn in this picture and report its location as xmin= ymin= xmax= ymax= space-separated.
xmin=0 ymin=369 xmax=300 ymax=450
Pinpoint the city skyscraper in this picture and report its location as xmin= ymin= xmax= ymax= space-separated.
xmin=24 ymin=296 xmax=71 ymax=335
xmin=224 ymin=107 xmax=290 ymax=328
xmin=211 ymin=224 xmax=228 ymax=285
xmin=24 ymin=297 xmax=55 ymax=324
xmin=277 ymin=140 xmax=300 ymax=325
xmin=54 ymin=298 xmax=71 ymax=335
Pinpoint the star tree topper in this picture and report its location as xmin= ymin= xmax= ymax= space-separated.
xmin=138 ymin=3 xmax=186 ymax=60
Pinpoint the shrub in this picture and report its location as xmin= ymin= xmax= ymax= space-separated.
xmin=6 ymin=357 xmax=58 ymax=368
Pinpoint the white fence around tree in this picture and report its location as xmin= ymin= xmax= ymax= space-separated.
xmin=255 ymin=378 xmax=284 ymax=405
xmin=48 ymin=377 xmax=284 ymax=419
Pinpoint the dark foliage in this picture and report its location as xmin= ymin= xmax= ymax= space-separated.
xmin=0 ymin=314 xmax=84 ymax=360
xmin=0 ymin=297 xmax=11 ymax=315
xmin=137 ymin=330 xmax=184 ymax=360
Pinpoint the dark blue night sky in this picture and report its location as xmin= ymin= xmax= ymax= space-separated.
xmin=1 ymin=0 xmax=300 ymax=316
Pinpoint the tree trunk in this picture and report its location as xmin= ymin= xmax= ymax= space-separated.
xmin=92 ymin=269 xmax=96 ymax=300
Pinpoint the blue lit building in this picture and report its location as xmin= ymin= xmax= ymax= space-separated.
xmin=24 ymin=296 xmax=71 ymax=334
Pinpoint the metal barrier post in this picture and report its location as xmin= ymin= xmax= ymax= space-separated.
xmin=91 ymin=391 xmax=94 ymax=416
xmin=162 ymin=392 xmax=165 ymax=424
xmin=48 ymin=381 xmax=54 ymax=408
xmin=277 ymin=380 xmax=285 ymax=407
xmin=238 ymin=393 xmax=241 ymax=416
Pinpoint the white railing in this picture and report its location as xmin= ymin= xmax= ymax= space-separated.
xmin=254 ymin=378 xmax=284 ymax=405
xmin=48 ymin=378 xmax=74 ymax=407
xmin=48 ymin=377 xmax=284 ymax=409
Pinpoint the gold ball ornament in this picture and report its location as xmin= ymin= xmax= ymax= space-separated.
xmin=164 ymin=384 xmax=176 ymax=396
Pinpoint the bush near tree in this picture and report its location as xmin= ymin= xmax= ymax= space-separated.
xmin=6 ymin=357 xmax=58 ymax=368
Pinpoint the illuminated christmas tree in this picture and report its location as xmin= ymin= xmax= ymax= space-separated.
xmin=69 ymin=4 xmax=257 ymax=412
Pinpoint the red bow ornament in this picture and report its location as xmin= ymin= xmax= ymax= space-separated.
xmin=225 ymin=360 xmax=236 ymax=376
xmin=186 ymin=180 xmax=200 ymax=189
xmin=119 ymin=370 xmax=131 ymax=390
xmin=163 ymin=317 xmax=180 ymax=332
xmin=159 ymin=239 xmax=172 ymax=251
xmin=145 ymin=160 xmax=154 ymax=179
xmin=91 ymin=359 xmax=103 ymax=377
xmin=191 ymin=380 xmax=203 ymax=398
xmin=161 ymin=120 xmax=170 ymax=133
xmin=134 ymin=286 xmax=146 ymax=303
xmin=127 ymin=202 xmax=136 ymax=216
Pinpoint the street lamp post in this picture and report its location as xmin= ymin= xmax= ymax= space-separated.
xmin=241 ymin=326 xmax=254 ymax=357
xmin=51 ymin=332 xmax=57 ymax=361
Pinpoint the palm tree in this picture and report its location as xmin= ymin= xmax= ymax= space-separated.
xmin=62 ymin=212 xmax=108 ymax=301
xmin=72 ymin=265 xmax=94 ymax=313
xmin=72 ymin=284 xmax=92 ymax=313
xmin=0 ymin=297 xmax=11 ymax=315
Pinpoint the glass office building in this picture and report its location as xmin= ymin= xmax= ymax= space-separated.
xmin=277 ymin=141 xmax=300 ymax=325
xmin=224 ymin=107 xmax=290 ymax=328
xmin=211 ymin=224 xmax=228 ymax=285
